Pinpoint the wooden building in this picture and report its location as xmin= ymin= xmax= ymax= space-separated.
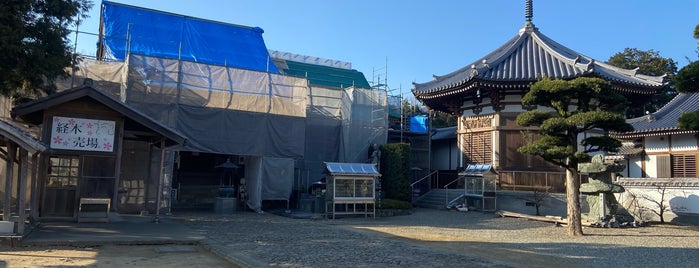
xmin=10 ymin=84 xmax=185 ymax=222
xmin=412 ymin=1 xmax=666 ymax=190
xmin=613 ymin=93 xmax=699 ymax=179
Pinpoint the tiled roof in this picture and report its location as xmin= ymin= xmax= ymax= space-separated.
xmin=413 ymin=24 xmax=666 ymax=96
xmin=617 ymin=178 xmax=699 ymax=187
xmin=617 ymin=93 xmax=699 ymax=137
xmin=431 ymin=126 xmax=456 ymax=140
xmin=616 ymin=142 xmax=643 ymax=155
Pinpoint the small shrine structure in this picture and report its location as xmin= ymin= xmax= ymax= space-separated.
xmin=459 ymin=164 xmax=498 ymax=211
xmin=323 ymin=162 xmax=380 ymax=219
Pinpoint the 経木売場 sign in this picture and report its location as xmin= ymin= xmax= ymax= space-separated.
xmin=50 ymin=116 xmax=115 ymax=152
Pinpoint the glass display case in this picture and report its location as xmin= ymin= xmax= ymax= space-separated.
xmin=323 ymin=162 xmax=380 ymax=219
xmin=460 ymin=164 xmax=498 ymax=212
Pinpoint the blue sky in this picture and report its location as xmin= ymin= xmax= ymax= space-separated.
xmin=74 ymin=0 xmax=699 ymax=97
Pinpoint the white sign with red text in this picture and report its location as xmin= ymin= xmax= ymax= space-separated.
xmin=50 ymin=116 xmax=115 ymax=152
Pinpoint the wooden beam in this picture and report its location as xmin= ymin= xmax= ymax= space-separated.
xmin=154 ymin=138 xmax=165 ymax=223
xmin=30 ymin=153 xmax=39 ymax=221
xmin=17 ymin=149 xmax=28 ymax=234
xmin=496 ymin=210 xmax=597 ymax=227
xmin=0 ymin=147 xmax=7 ymax=160
xmin=496 ymin=210 xmax=568 ymax=225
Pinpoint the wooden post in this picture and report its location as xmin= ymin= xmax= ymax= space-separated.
xmin=18 ymin=149 xmax=28 ymax=234
xmin=154 ymin=138 xmax=165 ymax=223
xmin=3 ymin=143 xmax=16 ymax=221
xmin=30 ymin=154 xmax=42 ymax=220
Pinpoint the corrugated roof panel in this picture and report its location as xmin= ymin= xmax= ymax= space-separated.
xmin=324 ymin=162 xmax=380 ymax=176
xmin=458 ymin=164 xmax=497 ymax=176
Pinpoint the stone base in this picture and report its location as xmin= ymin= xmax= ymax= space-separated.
xmin=0 ymin=221 xmax=14 ymax=234
xmin=298 ymin=198 xmax=314 ymax=212
xmin=215 ymin=197 xmax=238 ymax=214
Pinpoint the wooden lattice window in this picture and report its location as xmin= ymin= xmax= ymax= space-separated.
xmin=461 ymin=131 xmax=492 ymax=164
xmin=671 ymin=154 xmax=697 ymax=178
xmin=47 ymin=156 xmax=80 ymax=187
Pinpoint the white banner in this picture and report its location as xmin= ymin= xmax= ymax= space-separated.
xmin=50 ymin=116 xmax=116 ymax=152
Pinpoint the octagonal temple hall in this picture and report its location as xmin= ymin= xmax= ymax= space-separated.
xmin=411 ymin=0 xmax=667 ymax=188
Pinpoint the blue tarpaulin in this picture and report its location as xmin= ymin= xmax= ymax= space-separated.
xmin=410 ymin=115 xmax=428 ymax=133
xmin=99 ymin=1 xmax=279 ymax=73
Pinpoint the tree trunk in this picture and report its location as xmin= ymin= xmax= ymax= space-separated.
xmin=566 ymin=167 xmax=584 ymax=236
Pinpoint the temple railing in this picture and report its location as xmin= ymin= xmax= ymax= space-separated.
xmin=497 ymin=170 xmax=588 ymax=193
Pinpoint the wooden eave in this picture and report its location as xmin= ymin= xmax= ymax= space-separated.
xmin=0 ymin=119 xmax=47 ymax=154
xmin=11 ymin=85 xmax=187 ymax=147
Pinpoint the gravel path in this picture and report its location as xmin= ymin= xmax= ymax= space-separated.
xmin=174 ymin=208 xmax=699 ymax=268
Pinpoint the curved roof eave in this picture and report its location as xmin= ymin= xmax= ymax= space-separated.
xmin=413 ymin=25 xmax=667 ymax=97
xmin=591 ymin=61 xmax=666 ymax=89
xmin=615 ymin=93 xmax=699 ymax=136
xmin=413 ymin=32 xmax=524 ymax=94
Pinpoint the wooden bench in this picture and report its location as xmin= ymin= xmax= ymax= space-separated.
xmin=78 ymin=198 xmax=111 ymax=223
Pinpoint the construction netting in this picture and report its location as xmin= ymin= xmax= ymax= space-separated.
xmin=299 ymin=86 xmax=387 ymax=189
xmin=48 ymin=0 xmax=388 ymax=211
xmin=124 ymin=54 xmax=309 ymax=157
xmin=61 ymin=55 xmax=387 ymax=210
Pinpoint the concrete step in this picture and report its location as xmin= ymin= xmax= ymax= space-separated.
xmin=414 ymin=189 xmax=464 ymax=209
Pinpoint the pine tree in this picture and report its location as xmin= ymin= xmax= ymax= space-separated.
xmin=0 ymin=0 xmax=92 ymax=98
xmin=516 ymin=77 xmax=633 ymax=236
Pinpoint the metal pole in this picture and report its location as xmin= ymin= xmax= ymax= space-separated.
xmin=70 ymin=14 xmax=81 ymax=89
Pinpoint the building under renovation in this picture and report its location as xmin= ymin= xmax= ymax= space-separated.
xmin=2 ymin=1 xmax=387 ymax=224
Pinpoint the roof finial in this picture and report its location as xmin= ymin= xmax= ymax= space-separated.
xmin=524 ymin=0 xmax=534 ymax=27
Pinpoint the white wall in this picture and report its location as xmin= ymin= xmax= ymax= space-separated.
xmin=626 ymin=155 xmax=643 ymax=178
xmin=671 ymin=133 xmax=698 ymax=152
xmin=645 ymin=135 xmax=669 ymax=153
xmin=645 ymin=155 xmax=659 ymax=178
xmin=616 ymin=185 xmax=699 ymax=224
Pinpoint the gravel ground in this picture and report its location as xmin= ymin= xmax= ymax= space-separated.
xmin=174 ymin=208 xmax=699 ymax=268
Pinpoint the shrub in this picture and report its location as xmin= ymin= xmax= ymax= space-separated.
xmin=378 ymin=198 xmax=412 ymax=210
xmin=379 ymin=143 xmax=411 ymax=202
